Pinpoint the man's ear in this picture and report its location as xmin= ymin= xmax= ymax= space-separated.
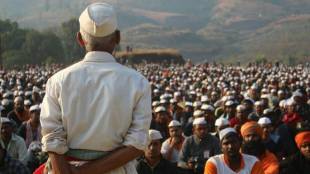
xmin=115 ymin=30 xmax=120 ymax=45
xmin=76 ymin=32 xmax=85 ymax=47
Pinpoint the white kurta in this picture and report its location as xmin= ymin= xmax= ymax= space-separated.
xmin=40 ymin=51 xmax=152 ymax=174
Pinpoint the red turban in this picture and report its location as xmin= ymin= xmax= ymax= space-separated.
xmin=295 ymin=131 xmax=310 ymax=149
xmin=240 ymin=121 xmax=263 ymax=138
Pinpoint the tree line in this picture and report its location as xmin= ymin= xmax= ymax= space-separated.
xmin=0 ymin=18 xmax=84 ymax=67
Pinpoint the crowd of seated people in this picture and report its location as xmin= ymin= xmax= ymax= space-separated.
xmin=0 ymin=62 xmax=310 ymax=174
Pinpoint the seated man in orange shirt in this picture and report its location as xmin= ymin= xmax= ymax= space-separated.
xmin=241 ymin=121 xmax=279 ymax=174
xmin=204 ymin=127 xmax=264 ymax=174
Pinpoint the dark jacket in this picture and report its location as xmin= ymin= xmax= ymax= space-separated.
xmin=137 ymin=157 xmax=179 ymax=174
xmin=280 ymin=151 xmax=310 ymax=174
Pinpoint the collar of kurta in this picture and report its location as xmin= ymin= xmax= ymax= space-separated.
xmin=193 ymin=134 xmax=209 ymax=144
xmin=10 ymin=134 xmax=18 ymax=142
xmin=83 ymin=51 xmax=116 ymax=63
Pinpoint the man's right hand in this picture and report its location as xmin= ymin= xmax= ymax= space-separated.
xmin=48 ymin=152 xmax=72 ymax=174
xmin=170 ymin=137 xmax=180 ymax=147
xmin=187 ymin=161 xmax=195 ymax=170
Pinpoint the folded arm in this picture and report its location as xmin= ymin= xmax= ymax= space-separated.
xmin=70 ymin=146 xmax=143 ymax=174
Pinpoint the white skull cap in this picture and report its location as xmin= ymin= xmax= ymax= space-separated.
xmin=149 ymin=129 xmax=163 ymax=140
xmin=168 ymin=120 xmax=181 ymax=127
xmin=219 ymin=127 xmax=237 ymax=141
xmin=79 ymin=3 xmax=118 ymax=37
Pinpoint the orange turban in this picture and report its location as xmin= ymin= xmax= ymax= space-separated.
xmin=295 ymin=131 xmax=310 ymax=148
xmin=240 ymin=121 xmax=263 ymax=138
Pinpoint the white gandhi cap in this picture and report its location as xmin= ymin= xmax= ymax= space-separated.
xmin=29 ymin=105 xmax=41 ymax=112
xmin=219 ymin=127 xmax=237 ymax=141
xmin=148 ymin=129 xmax=163 ymax=141
xmin=258 ymin=117 xmax=272 ymax=125
xmin=193 ymin=117 xmax=207 ymax=125
xmin=168 ymin=120 xmax=181 ymax=127
xmin=79 ymin=3 xmax=118 ymax=37
xmin=215 ymin=117 xmax=229 ymax=127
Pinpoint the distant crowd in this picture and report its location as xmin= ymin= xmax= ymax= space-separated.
xmin=0 ymin=62 xmax=310 ymax=174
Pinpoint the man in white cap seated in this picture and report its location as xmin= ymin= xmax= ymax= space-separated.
xmin=152 ymin=101 xmax=160 ymax=109
xmin=230 ymin=104 xmax=248 ymax=133
xmin=151 ymin=106 xmax=170 ymax=140
xmin=136 ymin=130 xmax=177 ymax=174
xmin=213 ymin=117 xmax=230 ymax=138
xmin=1 ymin=98 xmax=11 ymax=117
xmin=169 ymin=98 xmax=183 ymax=122
xmin=277 ymin=90 xmax=285 ymax=101
xmin=248 ymin=101 xmax=264 ymax=120
xmin=8 ymin=96 xmax=29 ymax=128
xmin=292 ymin=90 xmax=310 ymax=122
xmin=220 ymin=100 xmax=236 ymax=120
xmin=161 ymin=120 xmax=184 ymax=163
xmin=204 ymin=128 xmax=264 ymax=174
xmin=178 ymin=117 xmax=220 ymax=174
xmin=0 ymin=117 xmax=31 ymax=174
xmin=39 ymin=2 xmax=152 ymax=174
xmin=201 ymin=104 xmax=215 ymax=127
xmin=24 ymin=99 xmax=32 ymax=112
xmin=0 ymin=117 xmax=28 ymax=163
xmin=17 ymin=104 xmax=42 ymax=148
xmin=183 ymin=109 xmax=204 ymax=137
xmin=258 ymin=117 xmax=283 ymax=158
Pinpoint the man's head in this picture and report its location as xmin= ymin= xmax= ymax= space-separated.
xmin=224 ymin=100 xmax=236 ymax=116
xmin=24 ymin=100 xmax=31 ymax=110
xmin=185 ymin=102 xmax=194 ymax=113
xmin=14 ymin=96 xmax=24 ymax=113
xmin=236 ymin=105 xmax=247 ymax=122
xmin=278 ymin=90 xmax=285 ymax=100
xmin=0 ymin=117 xmax=14 ymax=141
xmin=260 ymin=96 xmax=269 ymax=109
xmin=220 ymin=128 xmax=241 ymax=158
xmin=201 ymin=104 xmax=215 ymax=120
xmin=193 ymin=117 xmax=208 ymax=139
xmin=145 ymin=130 xmax=162 ymax=160
xmin=154 ymin=106 xmax=168 ymax=124
xmin=29 ymin=105 xmax=41 ymax=124
xmin=32 ymin=90 xmax=41 ymax=103
xmin=215 ymin=117 xmax=230 ymax=133
xmin=77 ymin=3 xmax=120 ymax=53
xmin=249 ymin=87 xmax=258 ymax=99
xmin=211 ymin=92 xmax=218 ymax=102
xmin=287 ymin=99 xmax=296 ymax=114
xmin=295 ymin=131 xmax=310 ymax=160
xmin=168 ymin=120 xmax=182 ymax=138
xmin=241 ymin=121 xmax=266 ymax=157
xmin=242 ymin=99 xmax=254 ymax=114
xmin=241 ymin=121 xmax=263 ymax=142
xmin=169 ymin=99 xmax=178 ymax=111
xmin=292 ymin=91 xmax=303 ymax=104
xmin=254 ymin=101 xmax=263 ymax=115
xmin=258 ymin=117 xmax=272 ymax=140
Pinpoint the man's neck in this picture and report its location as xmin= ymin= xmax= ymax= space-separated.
xmin=30 ymin=121 xmax=39 ymax=128
xmin=146 ymin=156 xmax=161 ymax=167
xmin=225 ymin=153 xmax=242 ymax=172
xmin=2 ymin=136 xmax=12 ymax=147
xmin=87 ymin=49 xmax=113 ymax=55
xmin=15 ymin=109 xmax=23 ymax=114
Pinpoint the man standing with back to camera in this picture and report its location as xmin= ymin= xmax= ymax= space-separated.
xmin=39 ymin=2 xmax=152 ymax=174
